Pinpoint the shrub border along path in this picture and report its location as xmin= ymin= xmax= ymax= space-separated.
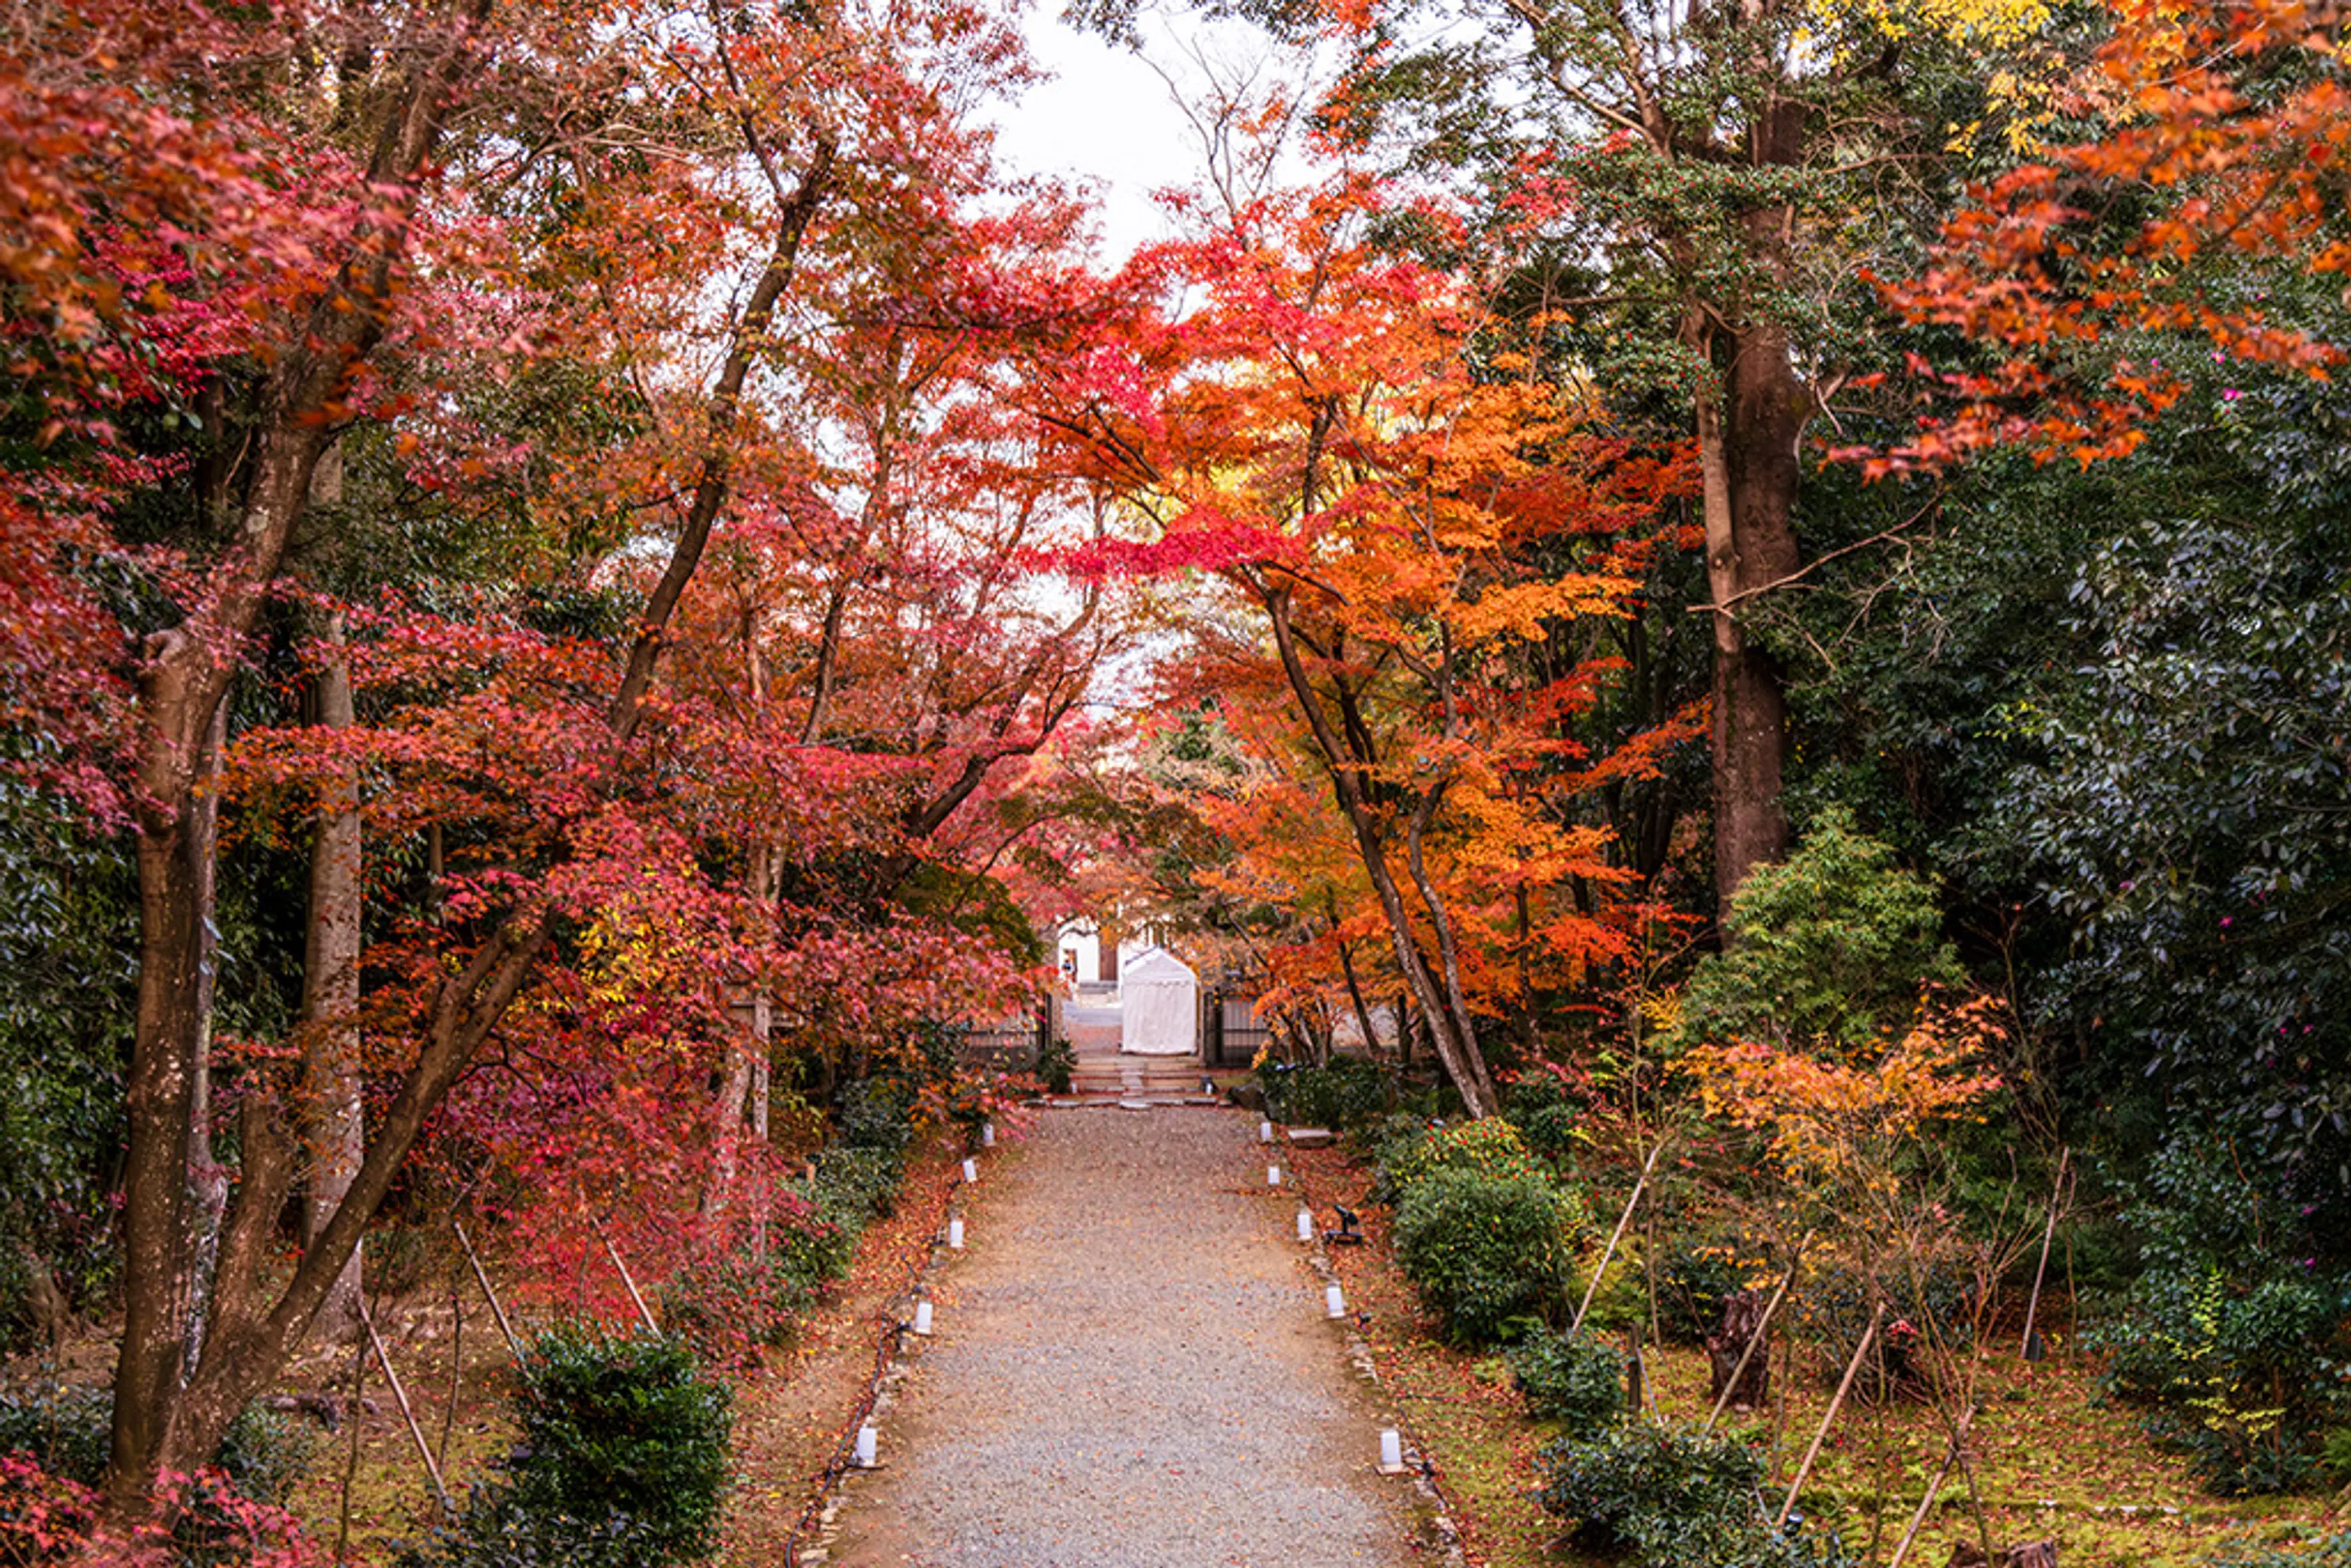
xmin=1278 ymin=1135 xmax=2340 ymax=1568
xmin=721 ymin=1135 xmax=966 ymax=1566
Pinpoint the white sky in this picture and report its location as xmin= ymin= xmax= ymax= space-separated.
xmin=987 ymin=3 xmax=1323 ymax=264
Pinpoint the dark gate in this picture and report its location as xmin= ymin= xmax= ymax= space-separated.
xmin=1202 ymin=990 xmax=1271 ymax=1069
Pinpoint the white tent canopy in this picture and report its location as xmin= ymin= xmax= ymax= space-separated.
xmin=1119 ymin=947 xmax=1198 ymax=1057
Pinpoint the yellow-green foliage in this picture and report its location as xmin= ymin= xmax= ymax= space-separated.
xmin=1813 ymin=0 xmax=2050 ymax=46
xmin=1389 ymin=1119 xmax=1547 ymax=1191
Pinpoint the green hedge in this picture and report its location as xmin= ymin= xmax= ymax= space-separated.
xmin=401 ymin=1326 xmax=730 ymax=1568
xmin=1393 ymin=1168 xmax=1578 ymax=1345
xmin=1537 ymin=1420 xmax=1849 ymax=1568
xmin=1380 ymin=1117 xmax=1549 ymax=1195
xmin=1507 ymin=1328 xmax=1626 ymax=1432
xmin=1258 ymin=1056 xmax=1394 ymax=1129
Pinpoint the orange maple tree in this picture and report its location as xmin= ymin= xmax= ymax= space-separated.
xmin=1043 ymin=158 xmax=1698 ymax=1113
xmin=1870 ymin=0 xmax=2350 ymax=470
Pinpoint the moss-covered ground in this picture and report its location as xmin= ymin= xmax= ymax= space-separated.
xmin=1282 ymin=1138 xmax=2344 ymax=1568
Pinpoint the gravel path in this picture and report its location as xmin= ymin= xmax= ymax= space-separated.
xmin=822 ymin=1106 xmax=1419 ymax=1568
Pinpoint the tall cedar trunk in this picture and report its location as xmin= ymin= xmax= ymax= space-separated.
xmin=1696 ymin=84 xmax=1811 ymax=909
xmin=1705 ymin=318 xmax=1803 ymax=907
xmin=105 ymin=21 xmax=830 ymax=1519
xmin=299 ymin=612 xmax=364 ymax=1339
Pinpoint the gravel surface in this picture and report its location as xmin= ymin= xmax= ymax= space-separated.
xmin=823 ymin=1106 xmax=1418 ymax=1568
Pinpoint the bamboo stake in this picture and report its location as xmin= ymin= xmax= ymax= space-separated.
xmin=1706 ymin=1233 xmax=1812 ymax=1431
xmin=593 ymin=1215 xmax=660 ymax=1334
xmin=333 ymin=1311 xmax=366 ymax=1560
xmin=1571 ymin=1140 xmax=1666 ymax=1336
xmin=358 ymin=1292 xmax=452 ymax=1516
xmin=2019 ymin=1147 xmax=2071 ymax=1360
xmin=1776 ymin=1301 xmax=1885 ymax=1528
xmin=1886 ymin=1413 xmax=1971 ymax=1568
xmin=438 ymin=1256 xmax=463 ymax=1482
xmin=454 ymin=1220 xmax=522 ymax=1358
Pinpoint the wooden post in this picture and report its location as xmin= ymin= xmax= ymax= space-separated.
xmin=1886 ymin=1411 xmax=1971 ymax=1568
xmin=593 ymin=1216 xmax=660 ymax=1334
xmin=332 ymin=1314 xmax=366 ymax=1560
xmin=357 ymin=1293 xmax=452 ymax=1517
xmin=1571 ymin=1140 xmax=1666 ymax=1336
xmin=1777 ymin=1301 xmax=1885 ymax=1528
xmin=2020 ymin=1148 xmax=2071 ymax=1360
xmin=1706 ymin=1233 xmax=1810 ymax=1430
xmin=454 ymin=1220 xmax=522 ymax=1359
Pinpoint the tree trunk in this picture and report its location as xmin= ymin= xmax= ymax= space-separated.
xmin=1705 ymin=316 xmax=1804 ymax=908
xmin=1256 ymin=586 xmax=1500 ymax=1116
xmin=113 ymin=664 xmax=205 ymax=1502
xmin=299 ymin=612 xmax=364 ymax=1342
xmin=110 ymin=126 xmax=836 ymax=1516
xmin=183 ymin=701 xmax=229 ymax=1373
xmin=1706 ymin=1288 xmax=1773 ymax=1410
xmin=1332 ymin=921 xmax=1382 ymax=1061
xmin=104 ymin=0 xmax=813 ymax=1516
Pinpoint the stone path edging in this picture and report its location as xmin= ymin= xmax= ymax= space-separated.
xmin=1284 ymin=1160 xmax=1470 ymax=1568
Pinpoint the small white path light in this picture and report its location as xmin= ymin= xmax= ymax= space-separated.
xmin=948 ymin=1217 xmax=965 ymax=1250
xmin=962 ymin=1157 xmax=979 ymax=1184
xmin=855 ymin=1424 xmax=879 ymax=1469
xmin=912 ymin=1299 xmax=934 ymax=1336
xmin=981 ymin=1122 xmax=995 ymax=1148
xmin=1297 ymin=1208 xmax=1315 ymax=1243
xmin=1259 ymin=1119 xmax=1274 ymax=1144
xmin=1266 ymin=1164 xmax=1282 ymax=1188
xmin=1326 ymin=1283 xmax=1347 ymax=1319
xmin=1379 ymin=1429 xmax=1406 ymax=1474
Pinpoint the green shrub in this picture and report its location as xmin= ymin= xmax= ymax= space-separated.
xmin=1383 ymin=1118 xmax=1548 ymax=1195
xmin=0 ymin=1385 xmax=314 ymax=1565
xmin=0 ymin=1384 xmax=110 ymax=1486
xmin=1035 ymin=1034 xmax=1075 ymax=1095
xmin=1364 ymin=1113 xmax=1430 ymax=1193
xmin=403 ymin=1326 xmax=730 ymax=1568
xmin=1573 ymin=1244 xmax=1652 ymax=1336
xmin=834 ymin=1077 xmax=917 ymax=1163
xmin=813 ymin=1143 xmax=902 ymax=1226
xmin=212 ymin=1402 xmax=315 ymax=1511
xmin=1537 ymin=1419 xmax=1849 ymax=1568
xmin=2098 ymin=1141 xmax=2351 ymax=1494
xmin=1507 ymin=1329 xmax=1626 ymax=1432
xmin=1655 ymin=1237 xmax=1749 ymax=1344
xmin=1260 ymin=1055 xmax=1393 ymax=1130
xmin=775 ymin=1211 xmax=856 ymax=1293
xmin=1671 ymin=805 xmax=1963 ymax=1055
xmin=1393 ymin=1168 xmax=1579 ymax=1345
xmin=0 ymin=1385 xmax=311 ymax=1506
xmin=1502 ymin=1074 xmax=1586 ymax=1167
